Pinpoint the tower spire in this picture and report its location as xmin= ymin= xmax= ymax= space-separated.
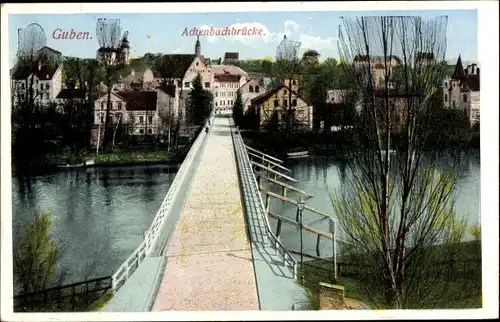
xmin=451 ymin=55 xmax=466 ymax=79
xmin=195 ymin=34 xmax=201 ymax=56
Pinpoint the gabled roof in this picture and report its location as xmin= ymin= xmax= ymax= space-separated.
xmin=303 ymin=50 xmax=320 ymax=58
xmin=56 ymin=88 xmax=87 ymax=99
xmin=464 ymin=74 xmax=480 ymax=91
xmin=157 ymin=84 xmax=177 ymax=97
xmin=37 ymin=46 xmax=62 ymax=55
xmin=250 ymin=85 xmax=303 ymax=105
xmin=152 ymin=54 xmax=196 ymax=79
xmin=214 ymin=74 xmax=240 ymax=82
xmin=451 ymin=56 xmax=466 ymax=79
xmin=116 ymin=91 xmax=157 ymax=111
xmin=241 ymin=77 xmax=264 ymax=89
xmin=11 ymin=64 xmax=59 ymax=80
xmin=224 ymin=52 xmax=239 ymax=60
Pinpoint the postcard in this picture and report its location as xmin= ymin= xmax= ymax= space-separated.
xmin=1 ymin=2 xmax=498 ymax=321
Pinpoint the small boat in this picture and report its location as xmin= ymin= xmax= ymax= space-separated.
xmin=57 ymin=163 xmax=85 ymax=169
xmin=287 ymin=151 xmax=309 ymax=158
xmin=84 ymin=159 xmax=95 ymax=166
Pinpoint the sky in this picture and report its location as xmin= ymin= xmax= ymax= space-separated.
xmin=8 ymin=10 xmax=477 ymax=68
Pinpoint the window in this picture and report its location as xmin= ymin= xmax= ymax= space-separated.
xmin=292 ymin=80 xmax=296 ymax=85
xmin=101 ymin=102 xmax=105 ymax=109
xmin=284 ymin=99 xmax=288 ymax=108
xmin=36 ymin=80 xmax=39 ymax=84
xmin=453 ymin=83 xmax=455 ymax=87
xmin=284 ymin=89 xmax=287 ymax=95
xmin=205 ymin=82 xmax=210 ymax=88
xmin=46 ymin=84 xmax=50 ymax=90
xmin=118 ymin=102 xmax=123 ymax=110
xmin=177 ymin=80 xmax=182 ymax=87
xmin=148 ymin=115 xmax=153 ymax=124
xmin=444 ymin=94 xmax=448 ymax=102
xmin=215 ymin=92 xmax=218 ymax=97
xmin=292 ymin=99 xmax=297 ymax=107
xmin=148 ymin=129 xmax=153 ymax=135
xmin=445 ymin=82 xmax=448 ymax=87
xmin=274 ymin=100 xmax=279 ymax=107
xmin=249 ymin=85 xmax=254 ymax=93
xmin=139 ymin=116 xmax=144 ymax=124
xmin=215 ymin=102 xmax=218 ymax=107
xmin=463 ymin=94 xmax=467 ymax=102
xmin=452 ymin=100 xmax=456 ymax=108
xmin=139 ymin=129 xmax=144 ymax=134
xmin=21 ymin=83 xmax=25 ymax=89
xmin=196 ymin=62 xmax=199 ymax=66
xmin=184 ymin=82 xmax=190 ymax=87
xmin=255 ymin=86 xmax=259 ymax=93
xmin=100 ymin=114 xmax=104 ymax=123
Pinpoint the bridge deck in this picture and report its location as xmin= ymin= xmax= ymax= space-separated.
xmin=152 ymin=116 xmax=259 ymax=311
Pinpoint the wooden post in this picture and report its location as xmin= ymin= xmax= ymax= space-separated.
xmin=329 ymin=218 xmax=337 ymax=282
xmin=276 ymin=219 xmax=282 ymax=240
xmin=316 ymin=235 xmax=321 ymax=257
xmin=265 ymin=194 xmax=271 ymax=213
xmin=282 ymin=186 xmax=287 ymax=198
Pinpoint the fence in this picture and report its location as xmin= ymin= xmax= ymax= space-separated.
xmin=14 ymin=276 xmax=111 ymax=312
xmin=110 ymin=113 xmax=214 ymax=294
xmin=231 ymin=125 xmax=298 ymax=279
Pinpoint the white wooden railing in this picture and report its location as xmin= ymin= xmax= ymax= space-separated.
xmin=110 ymin=113 xmax=214 ymax=294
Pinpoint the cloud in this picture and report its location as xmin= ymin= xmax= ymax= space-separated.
xmin=173 ymin=48 xmax=181 ymax=53
xmin=194 ymin=20 xmax=338 ymax=58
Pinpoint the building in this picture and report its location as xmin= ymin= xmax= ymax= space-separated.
xmin=11 ymin=63 xmax=63 ymax=106
xmin=113 ymin=68 xmax=156 ymax=92
xmin=249 ymin=78 xmax=313 ymax=131
xmin=91 ymin=89 xmax=174 ymax=146
xmin=96 ymin=31 xmax=130 ymax=66
xmin=442 ymin=56 xmax=480 ymax=125
xmin=55 ymin=88 xmax=88 ymax=105
xmin=353 ymin=54 xmax=402 ymax=87
xmin=416 ymin=52 xmax=435 ymax=67
xmin=239 ymin=77 xmax=264 ymax=113
xmin=211 ymin=65 xmax=248 ymax=111
xmin=223 ymin=52 xmax=239 ymax=64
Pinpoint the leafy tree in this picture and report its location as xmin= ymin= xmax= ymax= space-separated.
xmin=232 ymin=89 xmax=244 ymax=127
xmin=13 ymin=212 xmax=64 ymax=294
xmin=187 ymin=73 xmax=213 ymax=126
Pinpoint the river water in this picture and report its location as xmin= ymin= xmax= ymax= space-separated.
xmin=11 ymin=151 xmax=480 ymax=290
xmin=11 ymin=165 xmax=178 ymax=291
xmin=265 ymin=151 xmax=481 ymax=260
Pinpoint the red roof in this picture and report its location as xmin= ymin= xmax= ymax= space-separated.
xmin=116 ymin=91 xmax=157 ymax=111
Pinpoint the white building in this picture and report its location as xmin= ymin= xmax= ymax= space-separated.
xmin=211 ymin=65 xmax=248 ymax=111
xmin=443 ymin=56 xmax=480 ymax=125
xmin=240 ymin=77 xmax=264 ymax=113
xmin=11 ymin=63 xmax=63 ymax=106
xmin=91 ymin=89 xmax=174 ymax=146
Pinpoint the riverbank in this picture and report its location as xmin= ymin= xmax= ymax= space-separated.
xmin=12 ymin=148 xmax=187 ymax=174
xmin=300 ymin=240 xmax=482 ymax=310
xmin=241 ymin=130 xmax=480 ymax=158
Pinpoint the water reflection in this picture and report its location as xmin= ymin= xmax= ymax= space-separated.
xmin=266 ymin=151 xmax=480 ymax=260
xmin=12 ymin=164 xmax=179 ymax=291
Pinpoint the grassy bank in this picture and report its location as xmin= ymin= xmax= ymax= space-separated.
xmin=300 ymin=240 xmax=482 ymax=310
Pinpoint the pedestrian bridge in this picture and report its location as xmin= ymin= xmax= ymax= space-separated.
xmin=96 ymin=113 xmax=339 ymax=311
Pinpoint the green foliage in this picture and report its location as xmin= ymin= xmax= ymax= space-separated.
xmin=14 ymin=212 xmax=59 ymax=294
xmin=232 ymin=90 xmax=244 ymax=127
xmin=187 ymin=73 xmax=213 ymax=125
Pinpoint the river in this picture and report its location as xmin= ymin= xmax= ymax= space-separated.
xmin=265 ymin=151 xmax=481 ymax=260
xmin=11 ymin=164 xmax=178 ymax=292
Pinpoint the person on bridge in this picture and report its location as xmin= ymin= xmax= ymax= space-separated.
xmin=205 ymin=126 xmax=209 ymax=133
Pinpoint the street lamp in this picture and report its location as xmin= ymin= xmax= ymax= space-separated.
xmin=297 ymin=196 xmax=306 ymax=282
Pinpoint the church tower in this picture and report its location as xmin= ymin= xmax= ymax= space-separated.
xmin=195 ymin=35 xmax=201 ymax=56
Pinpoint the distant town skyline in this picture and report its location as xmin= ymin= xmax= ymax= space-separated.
xmin=9 ymin=10 xmax=478 ymax=68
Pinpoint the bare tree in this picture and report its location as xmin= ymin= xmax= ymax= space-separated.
xmin=153 ymin=55 xmax=188 ymax=149
xmin=96 ymin=18 xmax=127 ymax=152
xmin=272 ymin=35 xmax=302 ymax=135
xmin=14 ymin=23 xmax=49 ymax=111
xmin=332 ymin=15 xmax=473 ymax=309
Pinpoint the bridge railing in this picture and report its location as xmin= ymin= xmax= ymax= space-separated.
xmin=110 ymin=113 xmax=214 ymax=294
xmin=231 ymin=125 xmax=298 ymax=279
